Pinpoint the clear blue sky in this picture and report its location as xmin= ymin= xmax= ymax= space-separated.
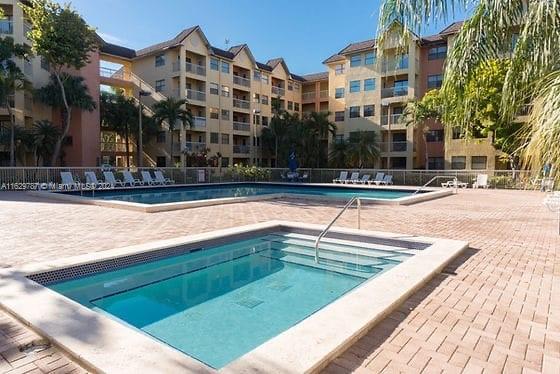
xmin=63 ymin=0 xmax=469 ymax=75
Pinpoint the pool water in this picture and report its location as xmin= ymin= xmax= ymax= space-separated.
xmin=49 ymin=232 xmax=411 ymax=368
xmin=65 ymin=183 xmax=413 ymax=204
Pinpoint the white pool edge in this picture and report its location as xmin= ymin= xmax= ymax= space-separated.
xmin=0 ymin=221 xmax=468 ymax=374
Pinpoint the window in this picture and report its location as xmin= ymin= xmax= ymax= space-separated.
xmin=287 ymin=101 xmax=293 ymax=110
xmin=294 ymin=82 xmax=300 ymax=90
xmin=335 ymin=134 xmax=344 ymax=144
xmin=221 ymin=157 xmax=229 ymax=167
xmin=349 ymin=106 xmax=360 ymax=118
xmin=335 ymin=111 xmax=345 ymax=122
xmin=471 ymin=156 xmax=487 ymax=170
xmin=155 ymin=53 xmax=165 ymax=67
xmin=253 ymin=93 xmax=260 ymax=103
xmin=364 ymin=78 xmax=376 ymax=91
xmin=221 ymin=109 xmax=230 ymax=120
xmin=210 ymin=58 xmax=219 ymax=71
xmin=294 ymin=103 xmax=299 ymax=112
xmin=221 ymin=61 xmax=230 ymax=73
xmin=155 ymin=79 xmax=165 ymax=93
xmin=253 ymin=71 xmax=261 ymax=80
xmin=156 ymin=156 xmax=166 ymax=167
xmin=365 ymin=52 xmax=376 ymax=65
xmin=210 ymin=132 xmax=219 ymax=144
xmin=349 ymin=80 xmax=360 ymax=93
xmin=221 ymin=85 xmax=230 ymax=97
xmin=253 ymin=114 xmax=260 ymax=125
xmin=335 ymin=64 xmax=345 ymax=75
xmin=209 ymin=107 xmax=219 ymax=119
xmin=288 ymin=82 xmax=293 ymax=91
xmin=209 ymin=82 xmax=219 ymax=95
xmin=221 ymin=134 xmax=230 ymax=144
xmin=262 ymin=116 xmax=269 ymax=126
xmin=451 ymin=156 xmax=466 ymax=170
xmin=40 ymin=56 xmax=49 ymax=71
xmin=427 ymin=74 xmax=443 ymax=89
xmin=261 ymin=95 xmax=269 ymax=105
xmin=335 ymin=87 xmax=345 ymax=99
xmin=428 ymin=45 xmax=447 ymax=60
xmin=156 ymin=131 xmax=166 ymax=143
xmin=350 ymin=54 xmax=361 ymax=67
xmin=261 ymin=74 xmax=269 ymax=84
xmin=363 ymin=105 xmax=375 ymax=117
xmin=426 ymin=129 xmax=444 ymax=142
xmin=428 ymin=157 xmax=445 ymax=170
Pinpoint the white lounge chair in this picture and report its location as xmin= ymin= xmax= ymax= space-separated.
xmin=103 ymin=171 xmax=125 ymax=188
xmin=345 ymin=172 xmax=360 ymax=184
xmin=122 ymin=171 xmax=143 ymax=186
xmin=299 ymin=173 xmax=309 ymax=183
xmin=473 ymin=174 xmax=489 ymax=189
xmin=60 ymin=172 xmax=80 ymax=190
xmin=141 ymin=171 xmax=159 ymax=185
xmin=355 ymin=175 xmax=370 ymax=184
xmin=85 ymin=171 xmax=101 ymax=187
xmin=368 ymin=173 xmax=385 ymax=186
xmin=333 ymin=171 xmax=348 ymax=184
xmin=380 ymin=175 xmax=393 ymax=185
xmin=154 ymin=170 xmax=174 ymax=185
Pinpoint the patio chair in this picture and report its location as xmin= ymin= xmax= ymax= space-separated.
xmin=103 ymin=171 xmax=125 ymax=188
xmin=154 ymin=170 xmax=174 ymax=185
xmin=333 ymin=171 xmax=348 ymax=184
xmin=344 ymin=172 xmax=360 ymax=184
xmin=368 ymin=173 xmax=385 ymax=186
xmin=141 ymin=171 xmax=159 ymax=185
xmin=355 ymin=175 xmax=370 ymax=184
xmin=299 ymin=173 xmax=309 ymax=183
xmin=85 ymin=171 xmax=101 ymax=187
xmin=380 ymin=175 xmax=393 ymax=185
xmin=60 ymin=172 xmax=80 ymax=190
xmin=473 ymin=174 xmax=489 ymax=189
xmin=122 ymin=171 xmax=143 ymax=187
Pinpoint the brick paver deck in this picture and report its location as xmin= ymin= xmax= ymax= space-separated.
xmin=0 ymin=189 xmax=558 ymax=373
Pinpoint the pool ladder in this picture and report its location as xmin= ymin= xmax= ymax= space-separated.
xmin=314 ymin=196 xmax=361 ymax=263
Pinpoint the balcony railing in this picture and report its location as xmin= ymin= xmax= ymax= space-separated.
xmin=319 ymin=90 xmax=329 ymax=98
xmin=272 ymin=86 xmax=285 ymax=96
xmin=233 ymin=75 xmax=250 ymax=87
xmin=233 ymin=121 xmax=251 ymax=132
xmin=100 ymin=142 xmax=134 ymax=153
xmin=382 ymin=57 xmax=409 ymax=72
xmin=23 ymin=22 xmax=32 ymax=38
xmin=233 ymin=98 xmax=250 ymax=109
xmin=191 ymin=116 xmax=206 ymax=130
xmin=381 ymin=86 xmax=409 ymax=98
xmin=184 ymin=141 xmax=207 ymax=153
xmin=381 ymin=114 xmax=404 ymax=126
xmin=0 ymin=20 xmax=13 ymax=34
xmin=302 ymin=92 xmax=316 ymax=101
xmin=233 ymin=145 xmax=251 ymax=154
xmin=186 ymin=89 xmax=206 ymax=102
xmin=186 ymin=62 xmax=206 ymax=76
xmin=380 ymin=141 xmax=408 ymax=152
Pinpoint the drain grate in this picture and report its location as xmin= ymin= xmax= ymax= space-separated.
xmin=235 ymin=297 xmax=264 ymax=309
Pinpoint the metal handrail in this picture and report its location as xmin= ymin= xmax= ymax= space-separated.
xmin=413 ymin=175 xmax=458 ymax=195
xmin=314 ymin=196 xmax=361 ymax=263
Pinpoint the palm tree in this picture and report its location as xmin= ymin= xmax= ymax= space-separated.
xmin=34 ymin=73 xmax=96 ymax=165
xmin=377 ymin=0 xmax=560 ymax=175
xmin=304 ymin=111 xmax=337 ymax=167
xmin=329 ymin=140 xmax=349 ymax=168
xmin=347 ymin=131 xmax=380 ymax=168
xmin=30 ymin=120 xmax=60 ymax=166
xmin=151 ymin=97 xmax=193 ymax=166
xmin=0 ymin=123 xmax=31 ymax=165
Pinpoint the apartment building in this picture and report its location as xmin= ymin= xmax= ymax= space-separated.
xmin=99 ymin=26 xmax=304 ymax=168
xmin=0 ymin=0 xmax=101 ymax=166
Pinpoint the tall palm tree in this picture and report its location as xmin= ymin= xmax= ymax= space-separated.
xmin=0 ymin=123 xmax=31 ymax=165
xmin=151 ymin=97 xmax=193 ymax=165
xmin=99 ymin=91 xmax=137 ymax=167
xmin=347 ymin=131 xmax=380 ymax=168
xmin=329 ymin=140 xmax=349 ymax=168
xmin=30 ymin=120 xmax=60 ymax=166
xmin=304 ymin=111 xmax=337 ymax=167
xmin=377 ymin=0 xmax=560 ymax=175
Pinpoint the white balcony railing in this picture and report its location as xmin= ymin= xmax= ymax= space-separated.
xmin=184 ymin=142 xmax=207 ymax=153
xmin=319 ymin=90 xmax=329 ymax=99
xmin=0 ymin=20 xmax=13 ymax=34
xmin=272 ymin=86 xmax=285 ymax=96
xmin=233 ymin=75 xmax=250 ymax=87
xmin=191 ymin=116 xmax=206 ymax=130
xmin=233 ymin=121 xmax=251 ymax=132
xmin=302 ymin=92 xmax=316 ymax=101
xmin=381 ymin=114 xmax=404 ymax=126
xmin=186 ymin=89 xmax=206 ymax=102
xmin=381 ymin=86 xmax=409 ymax=99
xmin=233 ymin=98 xmax=250 ymax=109
xmin=186 ymin=62 xmax=206 ymax=76
xmin=233 ymin=145 xmax=251 ymax=154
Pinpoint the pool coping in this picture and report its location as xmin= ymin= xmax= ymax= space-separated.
xmin=27 ymin=182 xmax=453 ymax=212
xmin=0 ymin=221 xmax=468 ymax=373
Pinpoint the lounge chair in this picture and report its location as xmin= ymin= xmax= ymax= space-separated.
xmin=344 ymin=172 xmax=360 ymax=184
xmin=299 ymin=173 xmax=309 ymax=183
xmin=333 ymin=171 xmax=348 ymax=184
xmin=141 ymin=171 xmax=159 ymax=185
xmin=103 ymin=171 xmax=125 ymax=188
xmin=154 ymin=171 xmax=174 ymax=185
xmin=60 ymin=172 xmax=80 ymax=190
xmin=473 ymin=174 xmax=489 ymax=189
xmin=85 ymin=171 xmax=101 ymax=187
xmin=368 ymin=173 xmax=385 ymax=186
xmin=355 ymin=175 xmax=370 ymax=184
xmin=380 ymin=175 xmax=393 ymax=185
xmin=122 ymin=171 xmax=143 ymax=186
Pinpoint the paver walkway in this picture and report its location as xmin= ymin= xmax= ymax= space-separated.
xmin=0 ymin=189 xmax=558 ymax=373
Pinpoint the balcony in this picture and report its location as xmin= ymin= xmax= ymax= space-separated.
xmin=381 ymin=86 xmax=409 ymax=99
xmin=184 ymin=141 xmax=207 ymax=153
xmin=302 ymin=92 xmax=316 ymax=102
xmin=186 ymin=62 xmax=206 ymax=76
xmin=381 ymin=114 xmax=404 ymax=126
xmin=233 ymin=121 xmax=251 ymax=132
xmin=100 ymin=141 xmax=134 ymax=153
xmin=319 ymin=90 xmax=329 ymax=99
xmin=0 ymin=20 xmax=13 ymax=34
xmin=380 ymin=141 xmax=408 ymax=152
xmin=233 ymin=75 xmax=250 ymax=87
xmin=233 ymin=145 xmax=251 ymax=154
xmin=272 ymin=86 xmax=285 ymax=96
xmin=191 ymin=116 xmax=206 ymax=130
xmin=186 ymin=89 xmax=206 ymax=102
xmin=233 ymin=98 xmax=250 ymax=110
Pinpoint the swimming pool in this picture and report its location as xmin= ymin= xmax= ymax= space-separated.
xmin=47 ymin=231 xmax=411 ymax=368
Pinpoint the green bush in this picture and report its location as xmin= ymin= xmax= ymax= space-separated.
xmin=228 ymin=164 xmax=271 ymax=181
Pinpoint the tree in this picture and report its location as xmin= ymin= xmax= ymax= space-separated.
xmin=347 ymin=131 xmax=380 ymax=168
xmin=99 ymin=91 xmax=137 ymax=167
xmin=377 ymin=0 xmax=560 ymax=175
xmin=30 ymin=120 xmax=60 ymax=166
xmin=402 ymin=89 xmax=443 ymax=169
xmin=303 ymin=111 xmax=337 ymax=167
xmin=328 ymin=141 xmax=349 ymax=168
xmin=22 ymin=0 xmax=98 ymax=165
xmin=0 ymin=37 xmax=30 ymax=166
xmin=151 ymin=97 xmax=193 ymax=166
xmin=0 ymin=124 xmax=31 ymax=165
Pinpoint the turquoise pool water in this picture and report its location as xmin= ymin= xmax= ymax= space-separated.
xmin=49 ymin=232 xmax=411 ymax=368
xmin=64 ymin=183 xmax=414 ymax=204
